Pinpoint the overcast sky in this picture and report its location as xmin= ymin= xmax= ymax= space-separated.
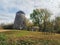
xmin=0 ymin=0 xmax=60 ymax=24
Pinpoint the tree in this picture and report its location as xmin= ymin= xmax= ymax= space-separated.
xmin=45 ymin=21 xmax=54 ymax=32
xmin=54 ymin=16 xmax=60 ymax=33
xmin=30 ymin=8 xmax=52 ymax=31
xmin=25 ymin=18 xmax=33 ymax=30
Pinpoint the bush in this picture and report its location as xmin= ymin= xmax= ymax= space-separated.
xmin=2 ymin=24 xmax=13 ymax=29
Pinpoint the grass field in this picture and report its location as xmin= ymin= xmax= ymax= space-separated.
xmin=0 ymin=29 xmax=60 ymax=45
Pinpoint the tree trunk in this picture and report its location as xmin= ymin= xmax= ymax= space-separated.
xmin=38 ymin=24 xmax=42 ymax=31
xmin=43 ymin=20 xmax=46 ymax=32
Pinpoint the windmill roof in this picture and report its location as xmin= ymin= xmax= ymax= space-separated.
xmin=17 ymin=11 xmax=25 ymax=14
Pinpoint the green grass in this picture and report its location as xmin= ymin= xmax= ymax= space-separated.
xmin=0 ymin=30 xmax=60 ymax=45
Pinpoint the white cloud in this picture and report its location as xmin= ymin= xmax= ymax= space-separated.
xmin=0 ymin=0 xmax=60 ymax=24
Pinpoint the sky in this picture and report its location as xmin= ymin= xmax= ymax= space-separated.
xmin=0 ymin=0 xmax=60 ymax=24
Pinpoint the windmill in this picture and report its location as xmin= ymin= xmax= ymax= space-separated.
xmin=13 ymin=11 xmax=26 ymax=30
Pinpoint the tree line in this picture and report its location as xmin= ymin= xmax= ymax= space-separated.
xmin=1 ymin=8 xmax=60 ymax=33
xmin=30 ymin=8 xmax=60 ymax=33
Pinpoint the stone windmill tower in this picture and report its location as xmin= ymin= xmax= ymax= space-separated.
xmin=13 ymin=11 xmax=26 ymax=30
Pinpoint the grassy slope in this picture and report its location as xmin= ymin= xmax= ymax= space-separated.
xmin=0 ymin=30 xmax=60 ymax=45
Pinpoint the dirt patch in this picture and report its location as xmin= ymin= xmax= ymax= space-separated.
xmin=0 ymin=29 xmax=11 ymax=32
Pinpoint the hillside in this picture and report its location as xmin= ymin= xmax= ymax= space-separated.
xmin=0 ymin=29 xmax=60 ymax=45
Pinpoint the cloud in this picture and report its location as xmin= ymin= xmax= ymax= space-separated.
xmin=0 ymin=0 xmax=60 ymax=24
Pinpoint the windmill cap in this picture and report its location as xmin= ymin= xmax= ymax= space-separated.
xmin=16 ymin=11 xmax=25 ymax=14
